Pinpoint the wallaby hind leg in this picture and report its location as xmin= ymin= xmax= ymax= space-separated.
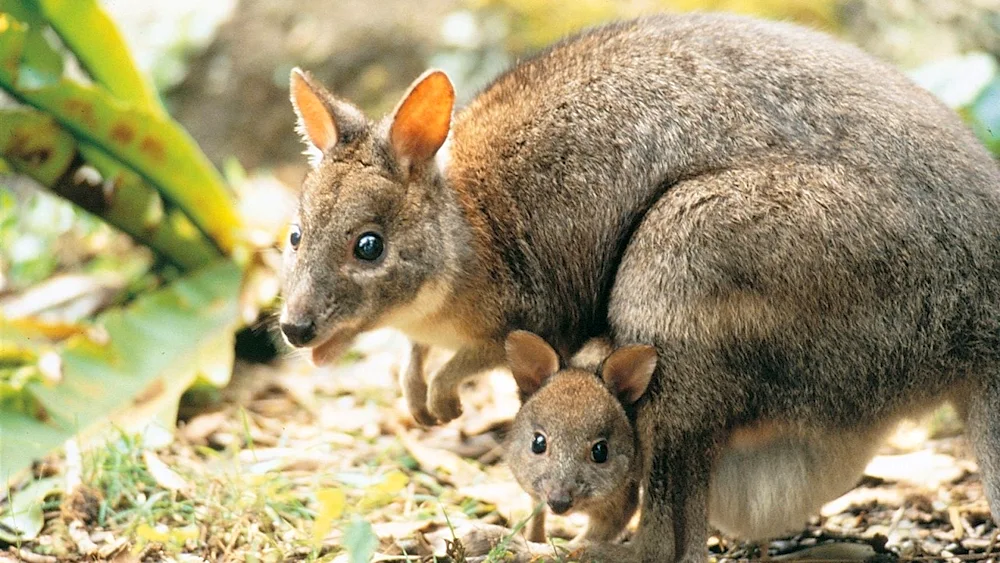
xmin=963 ymin=378 xmax=1000 ymax=524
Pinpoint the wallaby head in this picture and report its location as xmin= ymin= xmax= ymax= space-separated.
xmin=280 ymin=68 xmax=465 ymax=364
xmin=504 ymin=330 xmax=656 ymax=515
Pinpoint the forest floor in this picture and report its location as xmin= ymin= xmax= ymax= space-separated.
xmin=3 ymin=329 xmax=998 ymax=563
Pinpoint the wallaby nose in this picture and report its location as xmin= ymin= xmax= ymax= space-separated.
xmin=280 ymin=319 xmax=317 ymax=347
xmin=547 ymin=493 xmax=573 ymax=515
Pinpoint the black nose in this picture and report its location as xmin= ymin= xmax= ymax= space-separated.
xmin=547 ymin=494 xmax=572 ymax=515
xmin=280 ymin=320 xmax=316 ymax=347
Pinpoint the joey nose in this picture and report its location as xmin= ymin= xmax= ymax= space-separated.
xmin=547 ymin=494 xmax=573 ymax=515
xmin=280 ymin=320 xmax=317 ymax=347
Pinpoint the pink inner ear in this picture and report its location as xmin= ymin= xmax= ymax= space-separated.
xmin=389 ymin=70 xmax=454 ymax=166
xmin=291 ymin=71 xmax=337 ymax=151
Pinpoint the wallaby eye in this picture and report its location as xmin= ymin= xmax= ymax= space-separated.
xmin=354 ymin=231 xmax=384 ymax=262
xmin=289 ymin=225 xmax=302 ymax=250
xmin=531 ymin=432 xmax=547 ymax=455
xmin=591 ymin=440 xmax=609 ymax=463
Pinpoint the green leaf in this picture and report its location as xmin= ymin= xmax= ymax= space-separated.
xmin=0 ymin=259 xmax=242 ymax=486
xmin=970 ymin=77 xmax=1000 ymax=157
xmin=0 ymin=476 xmax=59 ymax=542
xmin=31 ymin=0 xmax=164 ymax=113
xmin=344 ymin=516 xmax=379 ymax=563
xmin=0 ymin=108 xmax=218 ymax=269
xmin=0 ymin=12 xmax=240 ymax=254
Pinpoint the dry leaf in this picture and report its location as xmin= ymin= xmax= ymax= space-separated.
xmin=393 ymin=426 xmax=484 ymax=487
xmin=142 ymin=451 xmax=191 ymax=493
xmin=180 ymin=411 xmax=230 ymax=443
xmin=864 ymin=450 xmax=967 ymax=488
xmin=371 ymin=519 xmax=436 ymax=540
xmin=313 ymin=488 xmax=346 ymax=544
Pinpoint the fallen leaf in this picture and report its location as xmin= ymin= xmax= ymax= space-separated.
xmin=0 ymin=477 xmax=60 ymax=542
xmin=393 ymin=425 xmax=484 ymax=487
xmin=312 ymin=488 xmax=346 ymax=544
xmin=821 ymin=487 xmax=906 ymax=517
xmin=371 ymin=519 xmax=436 ymax=539
xmin=344 ymin=516 xmax=378 ymax=563
xmin=865 ymin=450 xmax=968 ymax=487
xmin=359 ymin=470 xmax=409 ymax=510
xmin=179 ymin=411 xmax=230 ymax=443
xmin=142 ymin=450 xmax=191 ymax=493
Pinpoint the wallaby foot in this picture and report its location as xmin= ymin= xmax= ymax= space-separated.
xmin=401 ymin=343 xmax=436 ymax=426
xmin=428 ymin=385 xmax=464 ymax=422
xmin=425 ymin=345 xmax=505 ymax=423
xmin=526 ymin=503 xmax=547 ymax=543
xmin=757 ymin=540 xmax=771 ymax=561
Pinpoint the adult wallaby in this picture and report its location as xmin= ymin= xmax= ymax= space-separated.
xmin=279 ymin=12 xmax=1000 ymax=562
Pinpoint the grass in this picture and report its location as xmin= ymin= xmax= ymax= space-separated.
xmin=2 ymin=343 xmax=997 ymax=563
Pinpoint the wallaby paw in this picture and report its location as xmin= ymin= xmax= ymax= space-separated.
xmin=408 ymin=402 xmax=438 ymax=427
xmin=428 ymin=390 xmax=463 ymax=423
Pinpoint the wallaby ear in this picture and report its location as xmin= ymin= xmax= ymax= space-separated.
xmin=505 ymin=330 xmax=560 ymax=397
xmin=389 ymin=69 xmax=454 ymax=171
xmin=290 ymin=68 xmax=366 ymax=167
xmin=601 ymin=345 xmax=657 ymax=405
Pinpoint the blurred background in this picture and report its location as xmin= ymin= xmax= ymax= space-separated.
xmin=3 ymin=0 xmax=999 ymax=314
xmin=3 ymin=0 xmax=999 ymax=318
xmin=0 ymin=1 xmax=999 ymax=561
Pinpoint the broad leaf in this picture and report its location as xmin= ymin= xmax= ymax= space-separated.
xmin=0 ymin=259 xmax=242 ymax=485
xmin=0 ymin=11 xmax=241 ymax=254
xmin=31 ymin=0 xmax=163 ymax=113
xmin=0 ymin=476 xmax=59 ymax=542
xmin=0 ymin=108 xmax=218 ymax=269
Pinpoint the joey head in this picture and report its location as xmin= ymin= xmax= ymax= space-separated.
xmin=504 ymin=330 xmax=654 ymax=545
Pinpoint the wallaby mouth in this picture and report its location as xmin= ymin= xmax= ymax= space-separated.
xmin=308 ymin=320 xmax=368 ymax=366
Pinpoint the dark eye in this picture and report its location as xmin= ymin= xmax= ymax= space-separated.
xmin=591 ymin=440 xmax=608 ymax=463
xmin=354 ymin=231 xmax=384 ymax=262
xmin=289 ymin=225 xmax=301 ymax=250
xmin=531 ymin=432 xmax=547 ymax=455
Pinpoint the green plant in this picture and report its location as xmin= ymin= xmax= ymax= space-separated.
xmin=0 ymin=0 xmax=247 ymax=498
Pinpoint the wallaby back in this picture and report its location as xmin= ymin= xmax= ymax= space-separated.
xmin=280 ymin=12 xmax=1000 ymax=561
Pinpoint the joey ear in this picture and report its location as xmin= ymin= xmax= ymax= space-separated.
xmin=505 ymin=330 xmax=560 ymax=397
xmin=389 ymin=69 xmax=454 ymax=171
xmin=601 ymin=345 xmax=657 ymax=405
xmin=289 ymin=68 xmax=366 ymax=167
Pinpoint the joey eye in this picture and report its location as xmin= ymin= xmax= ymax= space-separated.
xmin=591 ymin=440 xmax=609 ymax=463
xmin=354 ymin=231 xmax=384 ymax=262
xmin=289 ymin=225 xmax=302 ymax=250
xmin=531 ymin=432 xmax=547 ymax=455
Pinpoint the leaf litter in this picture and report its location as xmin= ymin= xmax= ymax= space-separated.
xmin=1 ymin=328 xmax=998 ymax=562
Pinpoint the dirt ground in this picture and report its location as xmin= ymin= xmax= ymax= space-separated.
xmin=5 ymin=328 xmax=998 ymax=562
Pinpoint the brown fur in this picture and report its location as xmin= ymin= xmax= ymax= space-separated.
xmin=505 ymin=332 xmax=654 ymax=545
xmin=280 ymin=12 xmax=1000 ymax=562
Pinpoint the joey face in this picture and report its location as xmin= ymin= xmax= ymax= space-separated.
xmin=507 ymin=372 xmax=637 ymax=514
xmin=280 ymin=68 xmax=460 ymax=364
xmin=503 ymin=330 xmax=658 ymax=516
